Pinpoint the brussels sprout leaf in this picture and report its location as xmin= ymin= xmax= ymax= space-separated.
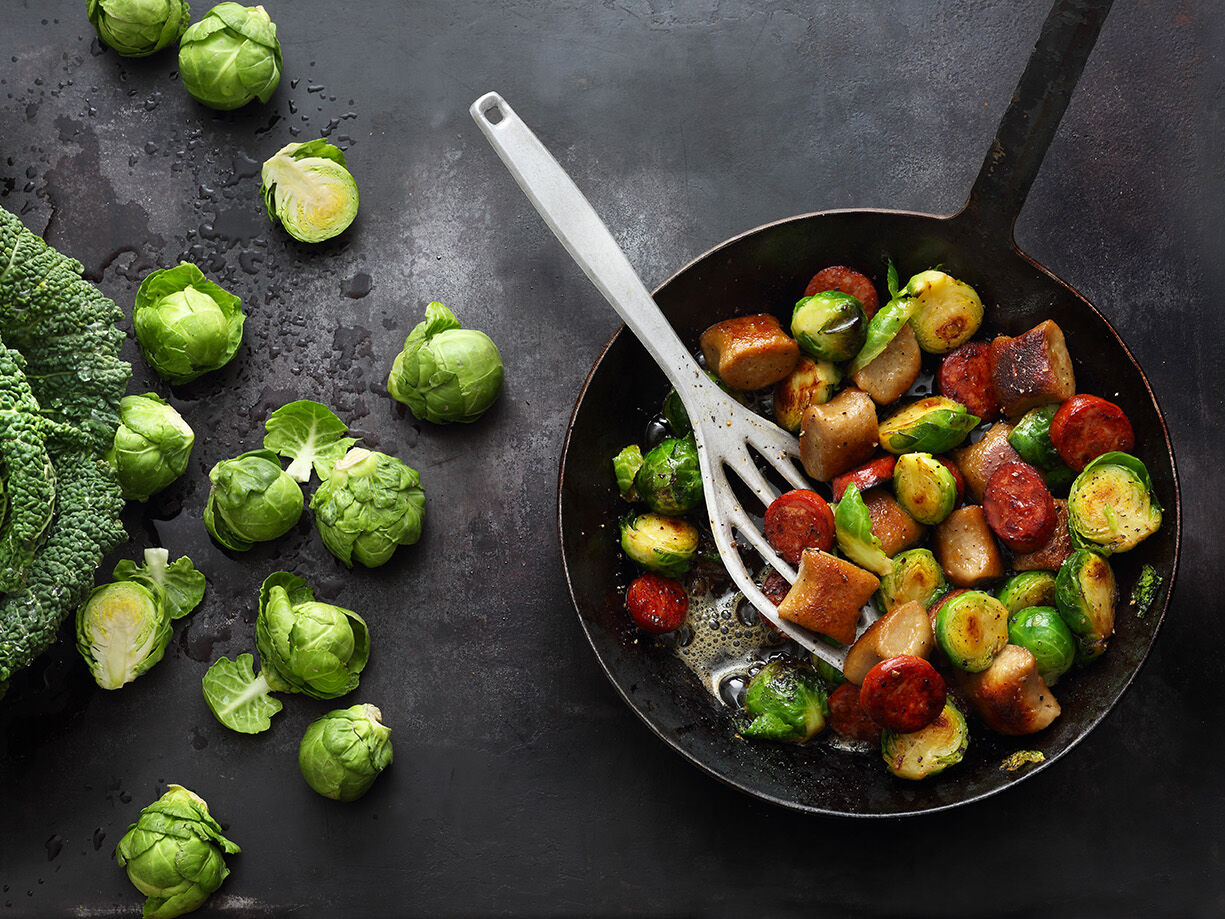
xmin=113 ymin=547 xmax=206 ymax=621
xmin=263 ymin=400 xmax=357 ymax=482
xmin=202 ymin=654 xmax=283 ymax=734
xmin=833 ymin=483 xmax=893 ymax=577
xmin=886 ymin=258 xmax=900 ymax=299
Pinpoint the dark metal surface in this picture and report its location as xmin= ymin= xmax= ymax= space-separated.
xmin=1 ymin=0 xmax=1221 ymax=915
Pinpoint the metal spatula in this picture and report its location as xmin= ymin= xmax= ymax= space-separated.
xmin=471 ymin=91 xmax=872 ymax=666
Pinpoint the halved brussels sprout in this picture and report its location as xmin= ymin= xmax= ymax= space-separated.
xmin=741 ymin=659 xmax=828 ymax=743
xmin=1007 ymin=405 xmax=1075 ymax=492
xmin=204 ymin=449 xmax=304 ymax=551
xmin=878 ymin=548 xmax=948 ymax=612
xmin=997 ymin=570 xmax=1058 ymax=616
xmin=878 ymin=396 xmax=980 ymax=455
xmin=901 ymin=269 xmax=984 ymax=354
xmin=1055 ymin=549 xmax=1116 ymax=661
xmin=87 ymin=0 xmax=190 ymax=57
xmin=773 ymin=355 xmax=841 ymax=432
xmin=178 ymin=3 xmax=282 ymax=110
xmin=790 ymin=291 xmax=867 ymax=362
xmin=612 ymin=445 xmax=644 ymax=501
xmin=634 ymin=435 xmax=702 ymax=516
xmin=847 ymin=295 xmax=919 ymax=374
xmin=1067 ymin=452 xmax=1162 ymax=554
xmin=833 ymin=483 xmax=893 ymax=577
xmin=108 ymin=393 xmax=195 ymax=501
xmin=892 ymin=452 xmax=958 ymax=525
xmin=132 ymin=262 xmax=245 ymax=384
xmin=881 ymin=700 xmax=969 ymax=780
xmin=1008 ymin=605 xmax=1077 ymax=686
xmin=934 ymin=589 xmax=1009 ymax=672
xmin=261 ymin=139 xmax=359 ymax=243
xmin=619 ymin=512 xmax=699 ymax=578
xmin=75 ymin=581 xmax=171 ymax=691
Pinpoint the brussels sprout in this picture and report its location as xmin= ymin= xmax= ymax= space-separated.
xmin=107 ymin=393 xmax=195 ymax=501
xmin=177 ymin=3 xmax=282 ymax=110
xmin=263 ymin=399 xmax=356 ymax=483
xmin=612 ymin=445 xmax=644 ymax=501
xmin=619 ymin=512 xmax=699 ymax=578
xmin=204 ymin=449 xmax=303 ymax=551
xmin=115 ymin=785 xmax=239 ymax=919
xmin=634 ymin=434 xmax=703 ymax=516
xmin=772 ymin=355 xmax=841 ymax=432
xmin=878 ymin=548 xmax=947 ymax=612
xmin=87 ymin=0 xmax=190 ymax=57
xmin=740 ymin=659 xmax=828 ymax=743
xmin=261 ymin=139 xmax=359 ymax=243
xmin=1130 ymin=563 xmax=1164 ymax=619
xmin=1008 ymin=605 xmax=1076 ymax=686
xmin=202 ymin=652 xmax=283 ymax=734
xmin=310 ymin=447 xmax=426 ymax=568
xmin=878 ymin=396 xmax=980 ymax=455
xmin=133 ymin=262 xmax=245 ymax=384
xmin=901 ymin=269 xmax=984 ymax=354
xmin=1067 ymin=452 xmax=1162 ymax=554
xmin=833 ymin=482 xmax=892 ymax=577
xmin=1007 ymin=405 xmax=1075 ymax=492
xmin=256 ymin=571 xmax=370 ymax=699
xmin=112 ymin=547 xmax=207 ymax=622
xmin=892 ymin=452 xmax=958 ymax=525
xmin=881 ymin=700 xmax=969 ymax=780
xmin=76 ymin=582 xmax=170 ymax=691
xmin=299 ymin=703 xmax=393 ymax=801
xmin=812 ymin=655 xmax=847 ymax=689
xmin=997 ymin=571 xmax=1058 ymax=616
xmin=790 ymin=291 xmax=867 ymax=362
xmin=387 ymin=302 xmax=505 ymax=424
xmin=934 ymin=590 xmax=1009 ymax=672
xmin=1055 ymin=549 xmax=1116 ymax=661
xmin=847 ymin=295 xmax=919 ymax=374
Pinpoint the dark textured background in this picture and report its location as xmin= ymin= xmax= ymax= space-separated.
xmin=1 ymin=1 xmax=1221 ymax=916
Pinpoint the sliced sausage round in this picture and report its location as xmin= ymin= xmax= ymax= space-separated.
xmin=982 ymin=461 xmax=1057 ymax=552
xmin=1049 ymin=394 xmax=1136 ymax=471
xmin=831 ymin=455 xmax=897 ymax=502
xmin=859 ymin=655 xmax=947 ymax=733
xmin=938 ymin=341 xmax=1001 ymax=421
xmin=625 ymin=574 xmax=689 ymax=633
xmin=828 ymin=682 xmax=883 ymax=744
xmin=935 ymin=455 xmax=967 ymax=504
xmin=760 ymin=569 xmax=791 ymax=606
xmin=763 ymin=489 xmax=835 ymax=565
xmin=803 ymin=266 xmax=880 ymax=318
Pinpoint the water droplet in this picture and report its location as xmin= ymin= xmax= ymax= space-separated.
xmin=44 ymin=835 xmax=63 ymax=861
xmin=718 ymin=673 xmax=749 ymax=708
xmin=91 ymin=828 xmax=106 ymax=851
xmin=342 ymin=272 xmax=372 ymax=299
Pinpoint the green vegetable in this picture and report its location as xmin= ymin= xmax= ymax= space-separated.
xmin=261 ymin=139 xmax=359 ymax=243
xmin=740 ymin=659 xmax=828 ymax=743
xmin=901 ymin=269 xmax=983 ymax=354
xmin=1055 ymin=549 xmax=1116 ymax=661
xmin=202 ymin=652 xmax=283 ymax=734
xmin=1130 ymin=563 xmax=1164 ymax=619
xmin=881 ymin=700 xmax=969 ymax=780
xmin=612 ymin=445 xmax=644 ymax=501
xmin=132 ymin=262 xmax=245 ymax=385
xmin=772 ymin=356 xmax=841 ymax=433
xmin=298 ymin=703 xmax=393 ymax=801
xmin=310 ymin=447 xmax=426 ymax=568
xmin=87 ymin=0 xmax=190 ymax=56
xmin=177 ymin=2 xmax=282 ymax=110
xmin=892 ymin=452 xmax=958 ymax=525
xmin=107 ymin=393 xmax=195 ymax=501
xmin=812 ymin=655 xmax=847 ymax=689
xmin=934 ymin=590 xmax=1009 ymax=672
xmin=790 ymin=291 xmax=867 ymax=362
xmin=1000 ymin=750 xmax=1045 ymax=772
xmin=256 ymin=571 xmax=370 ymax=699
xmin=848 ymin=295 xmax=919 ymax=374
xmin=1007 ymin=406 xmax=1075 ymax=492
xmin=833 ymin=483 xmax=892 ymax=577
xmin=997 ymin=571 xmax=1058 ymax=615
xmin=262 ymin=399 xmax=356 ymax=483
xmin=204 ymin=449 xmax=304 ymax=551
xmin=1007 ymin=605 xmax=1076 ymax=686
xmin=878 ymin=396 xmax=980 ymax=455
xmin=387 ymin=302 xmax=505 ymax=424
xmin=634 ymin=434 xmax=703 ymax=516
xmin=0 ymin=205 xmax=130 ymax=684
xmin=663 ymin=370 xmax=743 ymax=436
xmin=878 ymin=548 xmax=947 ymax=612
xmin=618 ymin=512 xmax=699 ymax=578
xmin=1067 ymin=452 xmax=1162 ymax=554
xmin=115 ymin=785 xmax=240 ymax=919
xmin=112 ymin=547 xmax=207 ymax=621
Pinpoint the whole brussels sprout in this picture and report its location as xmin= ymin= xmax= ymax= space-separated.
xmin=261 ymin=139 xmax=359 ymax=243
xmin=387 ymin=302 xmax=504 ymax=424
xmin=634 ymin=434 xmax=703 ymax=516
xmin=107 ymin=393 xmax=195 ymax=501
xmin=178 ymin=3 xmax=282 ymax=110
xmin=298 ymin=703 xmax=393 ymax=801
xmin=204 ymin=449 xmax=304 ymax=551
xmin=87 ymin=0 xmax=191 ymax=57
xmin=1007 ymin=605 xmax=1076 ymax=686
xmin=741 ymin=659 xmax=828 ymax=743
xmin=619 ymin=512 xmax=699 ymax=578
xmin=310 ymin=447 xmax=426 ymax=568
xmin=115 ymin=785 xmax=240 ymax=919
xmin=790 ymin=291 xmax=867 ymax=362
xmin=256 ymin=571 xmax=370 ymax=699
xmin=133 ymin=262 xmax=245 ymax=384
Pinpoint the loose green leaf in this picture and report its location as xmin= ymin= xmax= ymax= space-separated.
xmin=1000 ymin=750 xmax=1045 ymax=772
xmin=848 ymin=296 xmax=918 ymax=375
xmin=202 ymin=653 xmax=283 ymax=734
xmin=113 ymin=547 xmax=206 ymax=621
xmin=1130 ymin=564 xmax=1164 ymax=619
xmin=262 ymin=400 xmax=357 ymax=482
xmin=833 ymin=483 xmax=893 ymax=577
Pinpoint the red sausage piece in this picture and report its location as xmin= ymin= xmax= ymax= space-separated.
xmin=625 ymin=574 xmax=689 ymax=633
xmin=803 ymin=266 xmax=880 ymax=318
xmin=831 ymin=455 xmax=897 ymax=502
xmin=1050 ymin=394 xmax=1136 ymax=472
xmin=936 ymin=456 xmax=967 ymax=505
xmin=859 ymin=655 xmax=947 ymax=733
xmin=938 ymin=341 xmax=1001 ymax=421
xmin=828 ymin=682 xmax=883 ymax=744
xmin=982 ymin=462 xmax=1057 ymax=553
xmin=760 ymin=569 xmax=791 ymax=606
xmin=763 ymin=489 xmax=835 ymax=566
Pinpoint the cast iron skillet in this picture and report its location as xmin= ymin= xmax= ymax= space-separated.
xmin=557 ymin=0 xmax=1181 ymax=816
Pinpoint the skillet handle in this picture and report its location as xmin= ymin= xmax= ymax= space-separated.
xmin=957 ymin=0 xmax=1114 ymax=241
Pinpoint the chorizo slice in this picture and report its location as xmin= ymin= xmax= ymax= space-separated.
xmin=982 ymin=462 xmax=1057 ymax=553
xmin=828 ymin=682 xmax=883 ymax=744
xmin=763 ymin=489 xmax=835 ymax=566
xmin=1049 ymin=394 xmax=1136 ymax=471
xmin=953 ymin=422 xmax=1023 ymax=502
xmin=938 ymin=341 xmax=1001 ymax=421
xmin=859 ymin=655 xmax=947 ymax=733
xmin=831 ymin=454 xmax=896 ymax=502
xmin=804 ymin=265 xmax=880 ymax=318
xmin=625 ymin=574 xmax=689 ymax=633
